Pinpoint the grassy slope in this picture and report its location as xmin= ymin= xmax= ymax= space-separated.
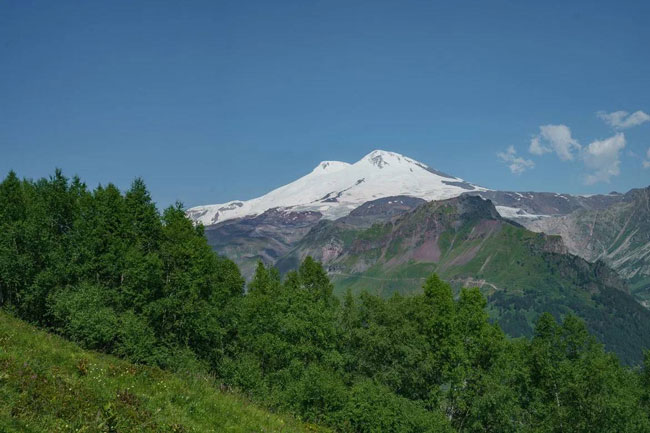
xmin=0 ymin=311 xmax=328 ymax=433
xmin=333 ymin=225 xmax=571 ymax=308
xmin=329 ymin=217 xmax=650 ymax=364
xmin=331 ymin=221 xmax=559 ymax=296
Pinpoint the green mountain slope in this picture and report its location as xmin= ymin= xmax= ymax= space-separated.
xmin=0 ymin=311 xmax=328 ymax=433
xmin=524 ymin=186 xmax=650 ymax=304
xmin=277 ymin=195 xmax=650 ymax=364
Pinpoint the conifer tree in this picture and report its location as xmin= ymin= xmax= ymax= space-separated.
xmin=249 ymin=261 xmax=272 ymax=295
xmin=125 ymin=177 xmax=162 ymax=253
xmin=298 ymin=256 xmax=333 ymax=302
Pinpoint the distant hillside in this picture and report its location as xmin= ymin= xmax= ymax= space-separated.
xmin=523 ymin=186 xmax=650 ymax=305
xmin=0 ymin=311 xmax=328 ymax=433
xmin=277 ymin=195 xmax=650 ymax=364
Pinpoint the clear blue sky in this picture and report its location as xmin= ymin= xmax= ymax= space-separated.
xmin=2 ymin=0 xmax=649 ymax=209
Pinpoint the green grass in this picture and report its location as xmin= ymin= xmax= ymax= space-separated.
xmin=0 ymin=311 xmax=329 ymax=433
xmin=630 ymin=275 xmax=650 ymax=302
xmin=333 ymin=261 xmax=436 ymax=297
xmin=355 ymin=223 xmax=391 ymax=242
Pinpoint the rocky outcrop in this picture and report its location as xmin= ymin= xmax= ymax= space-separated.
xmin=522 ymin=186 xmax=650 ymax=301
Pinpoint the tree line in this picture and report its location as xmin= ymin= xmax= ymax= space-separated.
xmin=1 ymin=170 xmax=649 ymax=432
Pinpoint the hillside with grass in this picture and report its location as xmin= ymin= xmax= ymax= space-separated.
xmin=0 ymin=311 xmax=327 ymax=433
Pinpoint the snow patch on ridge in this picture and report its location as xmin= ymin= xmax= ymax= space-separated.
xmin=495 ymin=206 xmax=548 ymax=220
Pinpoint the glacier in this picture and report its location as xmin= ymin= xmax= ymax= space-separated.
xmin=187 ymin=150 xmax=487 ymax=226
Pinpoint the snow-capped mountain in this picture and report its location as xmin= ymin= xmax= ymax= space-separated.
xmin=187 ymin=150 xmax=487 ymax=226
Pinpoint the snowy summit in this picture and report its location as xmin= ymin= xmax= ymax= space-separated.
xmin=187 ymin=150 xmax=486 ymax=226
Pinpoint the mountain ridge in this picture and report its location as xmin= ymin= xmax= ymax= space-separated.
xmin=521 ymin=186 xmax=650 ymax=304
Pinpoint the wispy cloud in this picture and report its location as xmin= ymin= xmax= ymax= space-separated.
xmin=582 ymin=133 xmax=626 ymax=184
xmin=528 ymin=124 xmax=581 ymax=161
xmin=498 ymin=145 xmax=534 ymax=174
xmin=597 ymin=110 xmax=650 ymax=129
xmin=643 ymin=148 xmax=650 ymax=169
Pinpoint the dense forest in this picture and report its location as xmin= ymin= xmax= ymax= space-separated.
xmin=1 ymin=170 xmax=650 ymax=432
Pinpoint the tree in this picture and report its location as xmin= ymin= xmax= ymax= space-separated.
xmin=422 ymin=274 xmax=458 ymax=388
xmin=298 ymin=256 xmax=334 ymax=302
xmin=124 ymin=178 xmax=162 ymax=253
xmin=0 ymin=171 xmax=28 ymax=306
xmin=248 ymin=261 xmax=280 ymax=295
xmin=445 ymin=287 xmax=505 ymax=430
xmin=0 ymin=170 xmax=25 ymax=223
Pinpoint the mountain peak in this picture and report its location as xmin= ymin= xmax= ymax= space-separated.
xmin=188 ymin=150 xmax=486 ymax=226
xmin=363 ymin=150 xmax=410 ymax=169
xmin=312 ymin=160 xmax=350 ymax=174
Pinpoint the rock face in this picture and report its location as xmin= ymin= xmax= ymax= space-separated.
xmin=337 ymin=195 xmax=427 ymax=228
xmin=521 ymin=186 xmax=650 ymax=303
xmin=203 ymin=208 xmax=322 ymax=278
xmin=466 ymin=186 xmax=650 ymax=305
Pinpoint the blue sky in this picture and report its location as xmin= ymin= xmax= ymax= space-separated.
xmin=2 ymin=0 xmax=649 ymax=208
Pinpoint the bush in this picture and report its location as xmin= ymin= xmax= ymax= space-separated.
xmin=115 ymin=310 xmax=164 ymax=365
xmin=50 ymin=283 xmax=118 ymax=350
xmin=283 ymin=363 xmax=347 ymax=424
xmin=340 ymin=379 xmax=451 ymax=433
xmin=217 ymin=353 xmax=266 ymax=397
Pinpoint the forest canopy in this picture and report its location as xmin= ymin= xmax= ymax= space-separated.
xmin=1 ymin=170 xmax=649 ymax=432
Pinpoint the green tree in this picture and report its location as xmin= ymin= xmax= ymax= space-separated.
xmin=297 ymin=256 xmax=334 ymax=302
xmin=0 ymin=171 xmax=29 ymax=306
xmin=124 ymin=177 xmax=162 ymax=253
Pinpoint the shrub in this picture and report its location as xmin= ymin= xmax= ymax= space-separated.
xmin=50 ymin=283 xmax=118 ymax=350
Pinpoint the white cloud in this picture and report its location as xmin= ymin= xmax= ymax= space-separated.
xmin=498 ymin=145 xmax=535 ymax=174
xmin=528 ymin=124 xmax=581 ymax=161
xmin=529 ymin=136 xmax=547 ymax=156
xmin=643 ymin=147 xmax=650 ymax=169
xmin=582 ymin=133 xmax=626 ymax=184
xmin=598 ymin=110 xmax=650 ymax=129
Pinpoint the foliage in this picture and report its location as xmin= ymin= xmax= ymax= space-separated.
xmin=1 ymin=170 xmax=649 ymax=432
